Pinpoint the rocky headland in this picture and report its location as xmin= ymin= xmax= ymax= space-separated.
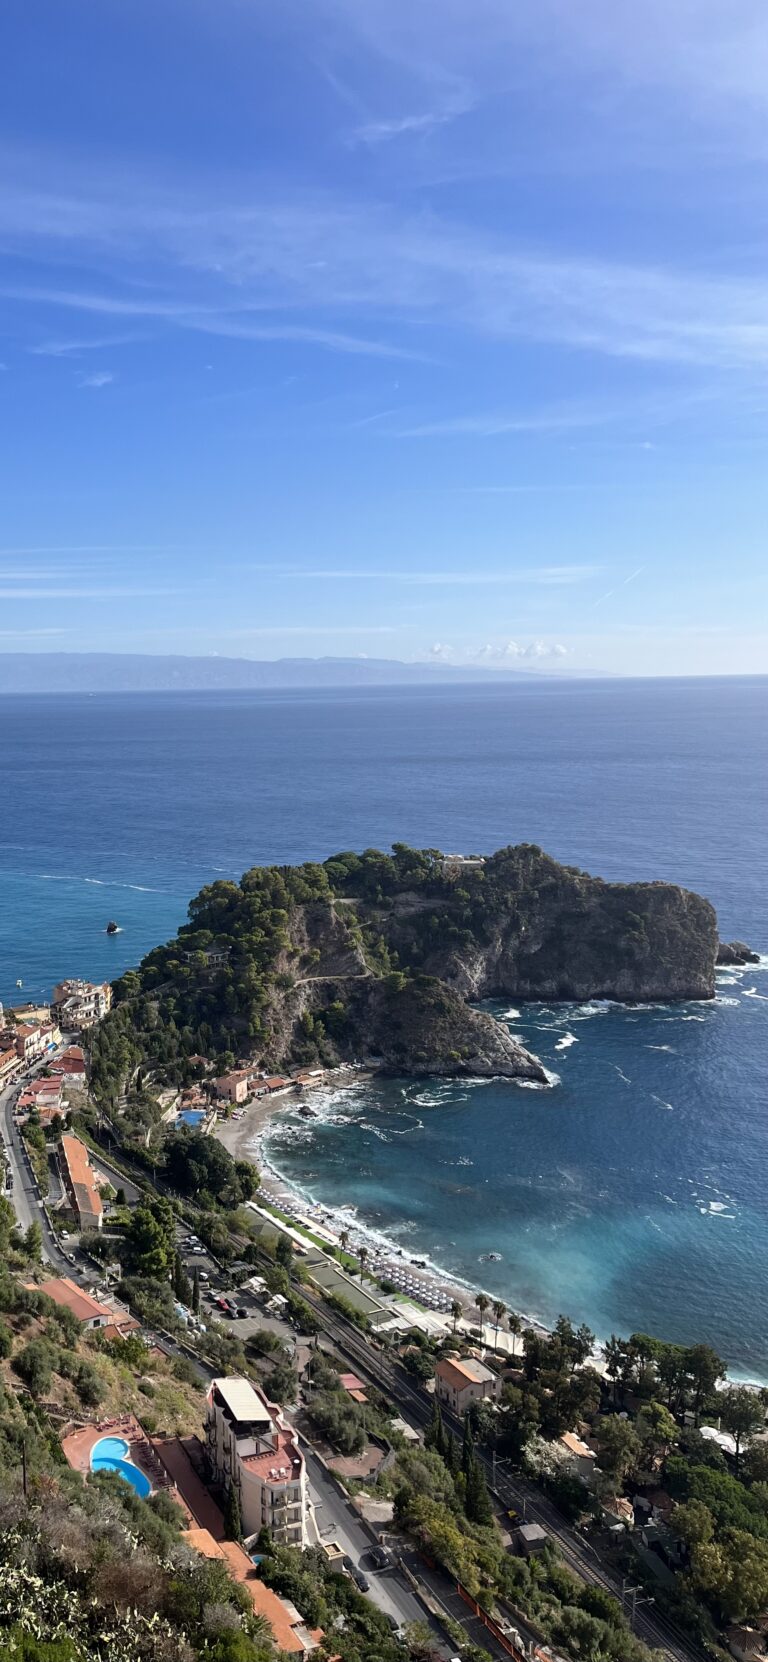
xmin=99 ymin=844 xmax=743 ymax=1089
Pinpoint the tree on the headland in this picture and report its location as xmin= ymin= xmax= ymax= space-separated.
xmin=492 ymin=1299 xmax=506 ymax=1353
xmin=720 ymin=1386 xmax=765 ymax=1477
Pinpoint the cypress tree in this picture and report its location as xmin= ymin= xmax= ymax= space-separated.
xmin=426 ymin=1398 xmax=446 ymax=1457
xmin=466 ymin=1457 xmax=493 ymax=1526
xmin=461 ymin=1412 xmax=474 ymax=1479
xmin=445 ymin=1430 xmax=460 ymax=1477
xmin=191 ymin=1265 xmax=201 ymax=1315
xmin=223 ymin=1482 xmax=243 ymax=1542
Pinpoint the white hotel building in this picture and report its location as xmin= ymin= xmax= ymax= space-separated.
xmin=206 ymin=1377 xmax=308 ymax=1545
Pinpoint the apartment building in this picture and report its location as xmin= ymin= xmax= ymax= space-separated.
xmin=58 ymin=1133 xmax=104 ymax=1230
xmin=206 ymin=1377 xmax=308 ymax=1545
xmin=52 ymin=979 xmax=112 ymax=1030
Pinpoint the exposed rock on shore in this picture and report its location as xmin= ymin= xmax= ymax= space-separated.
xmin=717 ymin=940 xmax=760 ymax=966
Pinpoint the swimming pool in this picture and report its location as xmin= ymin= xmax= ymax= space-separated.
xmin=90 ymin=1434 xmax=152 ymax=1497
xmin=177 ymin=1108 xmax=206 ymax=1127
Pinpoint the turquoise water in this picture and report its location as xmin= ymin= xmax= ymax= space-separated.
xmin=178 ymin=1109 xmax=206 ymax=1127
xmin=0 ymin=679 xmax=766 ymax=1371
xmin=90 ymin=1435 xmax=151 ymax=1496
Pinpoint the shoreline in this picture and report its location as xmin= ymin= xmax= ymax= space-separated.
xmin=212 ymin=1061 xmax=768 ymax=1382
xmin=213 ymin=1073 xmax=553 ymax=1342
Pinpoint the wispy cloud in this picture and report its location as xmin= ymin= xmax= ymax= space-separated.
xmin=248 ymin=564 xmax=600 ymax=586
xmin=0 ymin=586 xmax=177 ymax=599
xmin=5 ymin=163 xmax=768 ymax=373
xmin=76 ymin=369 xmax=114 ymax=388
xmin=0 ymin=627 xmax=71 ymax=638
xmin=30 ymin=333 xmax=141 ymax=357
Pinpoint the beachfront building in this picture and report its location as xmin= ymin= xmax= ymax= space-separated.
xmin=206 ymin=1377 xmax=308 ymax=1545
xmin=52 ymin=979 xmax=112 ymax=1030
xmin=58 ymin=1133 xmax=104 ymax=1230
xmin=214 ymin=1072 xmax=249 ymax=1105
xmin=435 ymin=1355 xmax=499 ymax=1416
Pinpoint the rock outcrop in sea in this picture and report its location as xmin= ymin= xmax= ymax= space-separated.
xmin=109 ymin=842 xmax=730 ymax=1086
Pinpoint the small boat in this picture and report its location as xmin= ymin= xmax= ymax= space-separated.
xmin=106 ymin=920 xmax=119 ymax=935
xmin=480 ymin=1251 xmax=503 ymax=1262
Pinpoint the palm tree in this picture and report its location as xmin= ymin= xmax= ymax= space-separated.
xmin=358 ymin=1245 xmax=369 ymax=1283
xmin=450 ymin=1298 xmax=463 ymax=1335
xmin=492 ymin=1299 xmax=507 ymax=1353
xmin=507 ymin=1312 xmax=522 ymax=1359
xmin=338 ymin=1228 xmax=350 ymax=1258
xmin=475 ymin=1292 xmax=490 ymax=1338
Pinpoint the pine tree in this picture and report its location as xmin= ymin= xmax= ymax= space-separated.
xmin=445 ymin=1431 xmax=460 ymax=1477
xmin=223 ymin=1482 xmax=242 ymax=1542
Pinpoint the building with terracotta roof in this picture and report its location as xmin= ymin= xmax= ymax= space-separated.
xmin=558 ymin=1430 xmax=598 ymax=1482
xmin=206 ymin=1376 xmax=308 ymax=1545
xmin=183 ymin=1528 xmax=323 ymax=1654
xmin=435 ymin=1354 xmax=499 ymax=1415
xmin=0 ymin=1045 xmax=20 ymax=1084
xmin=33 ymin=1275 xmax=136 ymax=1335
xmin=58 ymin=1133 xmax=104 ymax=1230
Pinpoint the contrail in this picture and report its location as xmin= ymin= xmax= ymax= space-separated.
xmin=590 ymin=566 xmax=644 ymax=610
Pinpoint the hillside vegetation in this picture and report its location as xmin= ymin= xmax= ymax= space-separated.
xmin=91 ymin=844 xmax=718 ymax=1113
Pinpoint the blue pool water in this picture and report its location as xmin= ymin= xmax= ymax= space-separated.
xmin=178 ymin=1108 xmax=206 ymax=1127
xmin=90 ymin=1434 xmax=152 ymax=1496
xmin=0 ymin=679 xmax=767 ymax=1372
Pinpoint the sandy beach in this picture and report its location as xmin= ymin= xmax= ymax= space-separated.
xmin=212 ymin=1076 xmax=551 ymax=1342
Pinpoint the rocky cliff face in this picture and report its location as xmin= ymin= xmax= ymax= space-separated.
xmin=121 ymin=843 xmax=728 ymax=1088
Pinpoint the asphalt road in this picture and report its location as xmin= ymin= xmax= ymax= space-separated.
xmin=302 ymin=1444 xmax=454 ymax=1653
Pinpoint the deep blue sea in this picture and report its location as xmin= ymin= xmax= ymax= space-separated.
xmin=1 ymin=679 xmax=767 ymax=1373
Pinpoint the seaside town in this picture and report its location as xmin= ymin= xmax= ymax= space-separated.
xmin=3 ymin=966 xmax=768 ymax=1662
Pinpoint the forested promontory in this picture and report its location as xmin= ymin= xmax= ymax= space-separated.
xmin=92 ymin=843 xmax=721 ymax=1100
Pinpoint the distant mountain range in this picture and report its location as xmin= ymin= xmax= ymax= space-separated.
xmin=0 ymin=652 xmax=561 ymax=694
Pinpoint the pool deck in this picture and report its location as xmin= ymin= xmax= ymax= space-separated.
xmin=61 ymin=1413 xmax=170 ymax=1494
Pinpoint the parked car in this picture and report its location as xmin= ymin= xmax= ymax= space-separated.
xmin=367 ymin=1545 xmax=390 ymax=1570
xmin=235 ymin=1306 xmax=248 ymax=1319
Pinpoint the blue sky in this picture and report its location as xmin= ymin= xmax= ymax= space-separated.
xmin=2 ymin=0 xmax=768 ymax=675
